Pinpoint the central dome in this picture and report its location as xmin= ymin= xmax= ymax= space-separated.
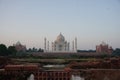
xmin=56 ymin=33 xmax=65 ymax=42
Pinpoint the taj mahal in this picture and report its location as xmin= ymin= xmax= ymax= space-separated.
xmin=44 ymin=33 xmax=77 ymax=53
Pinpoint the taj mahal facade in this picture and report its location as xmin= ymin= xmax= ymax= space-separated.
xmin=44 ymin=33 xmax=77 ymax=53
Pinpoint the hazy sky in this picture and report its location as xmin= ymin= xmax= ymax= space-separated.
xmin=0 ymin=0 xmax=120 ymax=50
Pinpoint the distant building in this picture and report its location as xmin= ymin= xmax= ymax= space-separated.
xmin=13 ymin=41 xmax=26 ymax=52
xmin=44 ymin=33 xmax=77 ymax=53
xmin=52 ymin=33 xmax=70 ymax=52
xmin=96 ymin=42 xmax=113 ymax=54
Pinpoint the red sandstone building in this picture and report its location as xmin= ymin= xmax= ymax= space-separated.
xmin=13 ymin=41 xmax=26 ymax=52
xmin=38 ymin=70 xmax=71 ymax=80
xmin=4 ymin=64 xmax=39 ymax=80
xmin=96 ymin=42 xmax=113 ymax=54
xmin=2 ymin=64 xmax=71 ymax=80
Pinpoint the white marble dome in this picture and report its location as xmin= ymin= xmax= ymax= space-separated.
xmin=16 ymin=41 xmax=21 ymax=45
xmin=56 ymin=33 xmax=65 ymax=42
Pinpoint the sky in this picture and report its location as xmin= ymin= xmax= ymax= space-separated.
xmin=0 ymin=0 xmax=120 ymax=50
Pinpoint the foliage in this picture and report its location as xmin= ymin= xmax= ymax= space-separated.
xmin=27 ymin=47 xmax=44 ymax=52
xmin=77 ymin=50 xmax=96 ymax=52
xmin=0 ymin=44 xmax=18 ymax=56
xmin=8 ymin=46 xmax=17 ymax=55
xmin=112 ymin=48 xmax=120 ymax=56
xmin=100 ymin=53 xmax=108 ymax=58
xmin=0 ymin=44 xmax=8 ymax=56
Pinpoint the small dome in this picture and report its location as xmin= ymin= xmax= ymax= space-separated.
xmin=56 ymin=33 xmax=65 ymax=42
xmin=16 ymin=41 xmax=21 ymax=45
xmin=101 ymin=41 xmax=107 ymax=46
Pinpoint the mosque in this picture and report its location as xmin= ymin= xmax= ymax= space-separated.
xmin=44 ymin=33 xmax=77 ymax=53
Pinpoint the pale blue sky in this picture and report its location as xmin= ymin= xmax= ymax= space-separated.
xmin=0 ymin=0 xmax=120 ymax=50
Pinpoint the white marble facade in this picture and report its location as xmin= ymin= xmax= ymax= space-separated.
xmin=44 ymin=33 xmax=77 ymax=53
xmin=52 ymin=33 xmax=69 ymax=52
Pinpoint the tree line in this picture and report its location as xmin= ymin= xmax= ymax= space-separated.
xmin=0 ymin=43 xmax=44 ymax=56
xmin=0 ymin=43 xmax=120 ymax=57
xmin=0 ymin=44 xmax=17 ymax=56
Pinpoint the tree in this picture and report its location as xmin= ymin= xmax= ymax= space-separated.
xmin=0 ymin=44 xmax=8 ymax=56
xmin=38 ymin=48 xmax=44 ymax=52
xmin=112 ymin=48 xmax=120 ymax=56
xmin=27 ymin=48 xmax=32 ymax=52
xmin=8 ymin=46 xmax=17 ymax=55
xmin=32 ymin=47 xmax=37 ymax=52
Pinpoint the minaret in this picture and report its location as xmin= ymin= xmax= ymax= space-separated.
xmin=52 ymin=42 xmax=53 ymax=52
xmin=68 ymin=42 xmax=70 ymax=51
xmin=47 ymin=41 xmax=49 ymax=52
xmin=72 ymin=40 xmax=74 ymax=52
xmin=44 ymin=38 xmax=47 ymax=52
xmin=75 ymin=37 xmax=77 ymax=52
